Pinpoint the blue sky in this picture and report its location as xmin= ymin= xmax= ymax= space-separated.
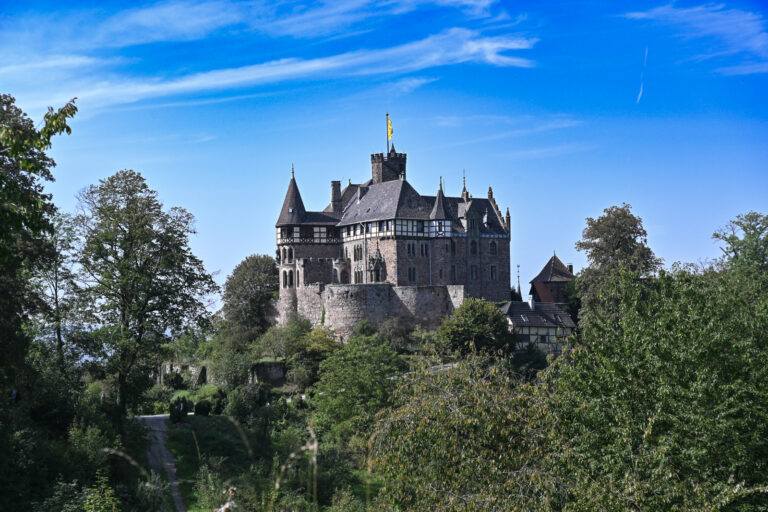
xmin=2 ymin=0 xmax=767 ymax=298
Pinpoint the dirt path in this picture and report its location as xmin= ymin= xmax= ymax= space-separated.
xmin=140 ymin=414 xmax=186 ymax=512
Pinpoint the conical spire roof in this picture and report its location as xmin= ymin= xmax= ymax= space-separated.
xmin=430 ymin=178 xmax=449 ymax=220
xmin=276 ymin=171 xmax=306 ymax=226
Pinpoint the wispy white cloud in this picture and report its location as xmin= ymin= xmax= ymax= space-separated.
xmin=387 ymin=76 xmax=439 ymax=94
xmin=0 ymin=0 xmax=506 ymax=52
xmin=16 ymin=28 xmax=536 ymax=111
xmin=501 ymin=142 xmax=595 ymax=160
xmin=636 ymin=46 xmax=648 ymax=104
xmin=624 ymin=3 xmax=768 ymax=74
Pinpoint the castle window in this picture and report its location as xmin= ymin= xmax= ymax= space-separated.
xmin=451 ymin=265 xmax=457 ymax=283
xmin=416 ymin=221 xmax=424 ymax=233
xmin=387 ymin=220 xmax=393 ymax=231
xmin=333 ymin=269 xmax=339 ymax=283
xmin=345 ymin=247 xmax=349 ymax=260
xmin=490 ymin=241 xmax=497 ymax=256
xmin=283 ymin=271 xmax=287 ymax=288
xmin=471 ymin=265 xmax=478 ymax=280
xmin=490 ymin=265 xmax=497 ymax=281
xmin=451 ymin=239 xmax=456 ymax=255
xmin=354 ymin=270 xmax=363 ymax=283
xmin=420 ymin=243 xmax=429 ymax=257
xmin=296 ymin=271 xmax=300 ymax=286
xmin=288 ymin=270 xmax=294 ymax=287
xmin=379 ymin=220 xmax=385 ymax=232
xmin=470 ymin=241 xmax=477 ymax=255
xmin=354 ymin=225 xmax=359 ymax=236
xmin=282 ymin=248 xmax=287 ymax=261
xmin=408 ymin=267 xmax=417 ymax=282
xmin=288 ymin=248 xmax=294 ymax=262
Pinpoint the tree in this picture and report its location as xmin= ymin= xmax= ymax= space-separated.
xmin=314 ymin=333 xmax=404 ymax=440
xmin=373 ymin=354 xmax=550 ymax=511
xmin=574 ymin=203 xmax=660 ymax=311
xmin=714 ymin=211 xmax=768 ymax=272
xmin=0 ymin=94 xmax=76 ymax=387
xmin=222 ymin=254 xmax=278 ymax=348
xmin=0 ymin=94 xmax=77 ymax=510
xmin=437 ymin=298 xmax=514 ymax=353
xmin=74 ymin=170 xmax=217 ymax=419
xmin=32 ymin=213 xmax=82 ymax=372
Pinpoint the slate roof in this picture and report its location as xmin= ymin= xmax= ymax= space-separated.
xmin=276 ymin=176 xmax=306 ymax=226
xmin=338 ymin=179 xmax=428 ymax=226
xmin=278 ymin=170 xmax=508 ymax=235
xmin=530 ymin=254 xmax=574 ymax=283
xmin=500 ymin=301 xmax=576 ymax=329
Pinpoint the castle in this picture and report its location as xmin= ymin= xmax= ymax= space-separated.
xmin=276 ymin=145 xmax=511 ymax=337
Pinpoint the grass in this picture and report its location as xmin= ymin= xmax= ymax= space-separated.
xmin=165 ymin=415 xmax=260 ymax=510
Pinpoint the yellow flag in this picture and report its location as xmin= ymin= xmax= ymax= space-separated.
xmin=387 ymin=116 xmax=393 ymax=141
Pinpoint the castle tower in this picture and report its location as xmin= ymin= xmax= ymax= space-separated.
xmin=277 ymin=168 xmax=306 ymax=226
xmin=371 ymin=144 xmax=407 ymax=183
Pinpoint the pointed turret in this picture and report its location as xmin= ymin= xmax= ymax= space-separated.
xmin=276 ymin=168 xmax=306 ymax=226
xmin=430 ymin=177 xmax=449 ymax=220
xmin=461 ymin=170 xmax=469 ymax=201
xmin=505 ymin=207 xmax=511 ymax=231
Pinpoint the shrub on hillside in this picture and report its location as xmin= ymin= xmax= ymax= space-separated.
xmin=225 ymin=383 xmax=270 ymax=431
xmin=164 ymin=371 xmax=186 ymax=390
xmin=169 ymin=397 xmax=191 ymax=423
xmin=194 ymin=399 xmax=212 ymax=416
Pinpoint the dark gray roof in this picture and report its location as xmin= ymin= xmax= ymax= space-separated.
xmin=276 ymin=177 xmax=306 ymax=227
xmin=303 ymin=211 xmax=341 ymax=225
xmin=500 ymin=301 xmax=576 ymax=329
xmin=338 ymin=179 xmax=428 ymax=226
xmin=530 ymin=254 xmax=574 ymax=283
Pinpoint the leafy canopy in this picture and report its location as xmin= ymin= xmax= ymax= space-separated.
xmin=437 ymin=297 xmax=514 ymax=353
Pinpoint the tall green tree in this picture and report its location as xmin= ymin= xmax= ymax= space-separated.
xmin=32 ymin=213 xmax=81 ymax=371
xmin=574 ymin=203 xmax=660 ymax=312
xmin=75 ymin=169 xmax=217 ymax=418
xmin=0 ymin=94 xmax=76 ymax=386
xmin=222 ymin=253 xmax=278 ymax=348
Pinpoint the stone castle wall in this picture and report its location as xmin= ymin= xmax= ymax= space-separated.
xmin=282 ymin=283 xmax=466 ymax=338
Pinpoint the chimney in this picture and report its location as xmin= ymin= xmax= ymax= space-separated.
xmin=567 ymin=263 xmax=574 ymax=274
xmin=528 ymin=295 xmax=535 ymax=311
xmin=330 ymin=180 xmax=341 ymax=213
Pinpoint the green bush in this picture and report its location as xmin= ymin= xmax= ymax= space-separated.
xmin=136 ymin=385 xmax=172 ymax=415
xmin=169 ymin=397 xmax=191 ymax=423
xmin=195 ymin=399 xmax=212 ymax=416
xmin=224 ymin=383 xmax=270 ymax=430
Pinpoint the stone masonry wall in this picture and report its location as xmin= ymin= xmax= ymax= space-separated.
xmin=286 ymin=283 xmax=466 ymax=338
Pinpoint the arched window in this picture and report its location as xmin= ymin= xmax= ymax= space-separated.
xmin=288 ymin=247 xmax=293 ymax=262
xmin=283 ymin=271 xmax=287 ymax=288
xmin=490 ymin=241 xmax=497 ymax=256
xmin=282 ymin=247 xmax=287 ymax=261
xmin=340 ymin=270 xmax=349 ymax=284
xmin=288 ymin=270 xmax=294 ymax=287
xmin=470 ymin=240 xmax=477 ymax=255
xmin=296 ymin=271 xmax=300 ymax=287
xmin=450 ymin=239 xmax=456 ymax=255
xmin=333 ymin=268 xmax=339 ymax=283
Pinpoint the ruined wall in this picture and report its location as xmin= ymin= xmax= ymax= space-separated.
xmin=284 ymin=283 xmax=466 ymax=338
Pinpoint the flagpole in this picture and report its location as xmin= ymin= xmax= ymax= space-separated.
xmin=386 ymin=112 xmax=389 ymax=153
